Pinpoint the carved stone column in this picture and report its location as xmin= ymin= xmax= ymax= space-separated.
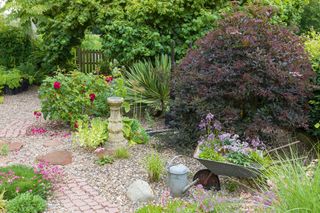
xmin=107 ymin=97 xmax=126 ymax=149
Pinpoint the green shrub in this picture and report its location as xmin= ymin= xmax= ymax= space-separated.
xmin=114 ymin=147 xmax=130 ymax=159
xmin=73 ymin=118 xmax=108 ymax=149
xmin=0 ymin=165 xmax=51 ymax=200
xmin=0 ymin=24 xmax=32 ymax=68
xmin=300 ymin=0 xmax=320 ymax=33
xmin=122 ymin=117 xmax=149 ymax=145
xmin=39 ymin=70 xmax=127 ymax=125
xmin=252 ymin=0 xmax=309 ymax=27
xmin=144 ymin=152 xmax=165 ymax=182
xmin=126 ymin=54 xmax=171 ymax=115
xmin=6 ymin=193 xmax=46 ymax=213
xmin=171 ymin=7 xmax=315 ymax=146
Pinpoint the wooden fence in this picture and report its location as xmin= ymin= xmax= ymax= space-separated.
xmin=76 ymin=48 xmax=104 ymax=73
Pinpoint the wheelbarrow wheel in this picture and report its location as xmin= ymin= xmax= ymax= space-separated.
xmin=193 ymin=169 xmax=220 ymax=191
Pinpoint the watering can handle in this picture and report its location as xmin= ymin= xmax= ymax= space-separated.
xmin=166 ymin=155 xmax=184 ymax=170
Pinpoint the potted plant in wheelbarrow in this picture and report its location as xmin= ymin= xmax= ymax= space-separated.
xmin=193 ymin=113 xmax=271 ymax=190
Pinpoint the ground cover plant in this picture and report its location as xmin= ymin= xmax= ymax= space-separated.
xmin=6 ymin=193 xmax=46 ymax=213
xmin=171 ymin=6 xmax=315 ymax=146
xmin=136 ymin=185 xmax=240 ymax=212
xmin=0 ymin=144 xmax=9 ymax=156
xmin=0 ymin=165 xmax=51 ymax=200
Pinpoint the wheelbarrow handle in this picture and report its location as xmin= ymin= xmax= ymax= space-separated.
xmin=265 ymin=141 xmax=301 ymax=155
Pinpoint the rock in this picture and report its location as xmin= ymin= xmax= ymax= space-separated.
xmin=126 ymin=179 xmax=154 ymax=203
xmin=43 ymin=140 xmax=63 ymax=147
xmin=9 ymin=142 xmax=24 ymax=151
xmin=0 ymin=141 xmax=23 ymax=152
xmin=37 ymin=150 xmax=72 ymax=165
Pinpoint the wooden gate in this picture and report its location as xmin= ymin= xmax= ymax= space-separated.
xmin=76 ymin=48 xmax=104 ymax=73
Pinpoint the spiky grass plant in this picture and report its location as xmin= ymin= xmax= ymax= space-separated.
xmin=144 ymin=152 xmax=165 ymax=182
xmin=126 ymin=54 xmax=171 ymax=116
xmin=114 ymin=147 xmax=130 ymax=159
xmin=256 ymin=150 xmax=320 ymax=212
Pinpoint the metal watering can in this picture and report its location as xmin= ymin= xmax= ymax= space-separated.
xmin=166 ymin=155 xmax=199 ymax=197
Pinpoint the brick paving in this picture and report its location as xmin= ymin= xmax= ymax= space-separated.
xmin=0 ymin=119 xmax=120 ymax=213
xmin=51 ymin=177 xmax=119 ymax=213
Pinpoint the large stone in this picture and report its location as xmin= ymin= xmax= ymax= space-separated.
xmin=43 ymin=140 xmax=63 ymax=148
xmin=37 ymin=150 xmax=72 ymax=165
xmin=127 ymin=179 xmax=154 ymax=203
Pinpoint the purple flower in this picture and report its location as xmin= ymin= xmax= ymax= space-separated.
xmin=198 ymin=119 xmax=206 ymax=130
xmin=213 ymin=121 xmax=222 ymax=131
xmin=207 ymin=133 xmax=215 ymax=141
xmin=218 ymin=133 xmax=231 ymax=141
xmin=205 ymin=113 xmax=214 ymax=121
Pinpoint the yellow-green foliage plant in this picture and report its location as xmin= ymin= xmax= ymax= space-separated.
xmin=0 ymin=190 xmax=6 ymax=212
xmin=304 ymin=30 xmax=320 ymax=135
xmin=0 ymin=96 xmax=3 ymax=104
xmin=73 ymin=118 xmax=108 ymax=149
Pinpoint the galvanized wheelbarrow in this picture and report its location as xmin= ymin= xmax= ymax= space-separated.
xmin=192 ymin=140 xmax=302 ymax=191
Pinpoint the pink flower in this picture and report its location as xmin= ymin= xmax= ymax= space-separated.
xmin=94 ymin=147 xmax=105 ymax=154
xmin=53 ymin=81 xmax=61 ymax=89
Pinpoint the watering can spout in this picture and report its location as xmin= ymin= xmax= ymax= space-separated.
xmin=182 ymin=178 xmax=199 ymax=194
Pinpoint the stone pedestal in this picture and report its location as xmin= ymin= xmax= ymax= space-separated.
xmin=107 ymin=97 xmax=127 ymax=149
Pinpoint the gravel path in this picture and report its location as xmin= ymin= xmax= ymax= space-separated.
xmin=0 ymin=88 xmax=252 ymax=212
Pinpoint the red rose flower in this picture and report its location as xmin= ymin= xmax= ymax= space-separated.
xmin=53 ymin=81 xmax=61 ymax=89
xmin=105 ymin=76 xmax=113 ymax=83
xmin=89 ymin=93 xmax=96 ymax=102
xmin=33 ymin=111 xmax=42 ymax=118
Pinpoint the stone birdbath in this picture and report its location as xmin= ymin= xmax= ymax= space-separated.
xmin=107 ymin=97 xmax=127 ymax=150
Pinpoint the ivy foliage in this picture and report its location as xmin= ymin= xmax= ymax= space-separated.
xmin=101 ymin=0 xmax=228 ymax=65
xmin=3 ymin=0 xmax=231 ymax=70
